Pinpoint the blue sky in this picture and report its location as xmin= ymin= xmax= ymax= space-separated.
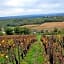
xmin=0 ymin=0 xmax=64 ymax=17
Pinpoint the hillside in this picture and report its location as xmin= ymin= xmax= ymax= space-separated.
xmin=0 ymin=16 xmax=64 ymax=27
xmin=21 ymin=22 xmax=64 ymax=30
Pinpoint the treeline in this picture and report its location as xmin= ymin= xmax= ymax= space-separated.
xmin=0 ymin=16 xmax=64 ymax=27
xmin=0 ymin=27 xmax=31 ymax=35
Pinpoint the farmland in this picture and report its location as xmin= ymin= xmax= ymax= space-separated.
xmin=0 ymin=16 xmax=64 ymax=28
xmin=0 ymin=35 xmax=37 ymax=64
xmin=41 ymin=35 xmax=64 ymax=64
xmin=0 ymin=16 xmax=64 ymax=64
xmin=21 ymin=22 xmax=64 ymax=31
xmin=0 ymin=0 xmax=64 ymax=63
xmin=0 ymin=34 xmax=64 ymax=64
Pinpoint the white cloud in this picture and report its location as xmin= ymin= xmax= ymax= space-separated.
xmin=0 ymin=8 xmax=43 ymax=17
xmin=5 ymin=0 xmax=24 ymax=7
xmin=37 ymin=3 xmax=60 ymax=9
xmin=0 ymin=0 xmax=64 ymax=16
xmin=0 ymin=8 xmax=25 ymax=16
xmin=4 ymin=0 xmax=38 ymax=7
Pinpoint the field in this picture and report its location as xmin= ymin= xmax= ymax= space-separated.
xmin=0 ymin=16 xmax=64 ymax=27
xmin=0 ymin=34 xmax=64 ymax=64
xmin=21 ymin=22 xmax=64 ymax=31
xmin=41 ymin=35 xmax=64 ymax=64
xmin=0 ymin=0 xmax=64 ymax=63
xmin=0 ymin=16 xmax=64 ymax=64
xmin=0 ymin=35 xmax=37 ymax=64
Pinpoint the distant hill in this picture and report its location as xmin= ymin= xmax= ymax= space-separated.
xmin=0 ymin=13 xmax=64 ymax=20
xmin=0 ymin=13 xmax=64 ymax=28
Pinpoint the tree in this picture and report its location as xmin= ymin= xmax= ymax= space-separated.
xmin=5 ymin=27 xmax=14 ymax=35
xmin=14 ymin=27 xmax=21 ymax=34
xmin=14 ymin=27 xmax=30 ymax=35
xmin=20 ymin=27 xmax=30 ymax=35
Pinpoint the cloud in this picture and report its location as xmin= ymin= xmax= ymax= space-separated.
xmin=0 ymin=0 xmax=64 ymax=17
xmin=0 ymin=8 xmax=43 ymax=17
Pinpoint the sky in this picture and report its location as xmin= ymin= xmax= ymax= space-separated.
xmin=0 ymin=0 xmax=64 ymax=17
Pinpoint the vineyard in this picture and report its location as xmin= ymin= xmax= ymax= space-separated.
xmin=41 ymin=35 xmax=64 ymax=64
xmin=0 ymin=35 xmax=37 ymax=64
xmin=0 ymin=35 xmax=64 ymax=64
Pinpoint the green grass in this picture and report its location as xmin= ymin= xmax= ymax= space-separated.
xmin=0 ymin=56 xmax=6 ymax=64
xmin=21 ymin=34 xmax=45 ymax=64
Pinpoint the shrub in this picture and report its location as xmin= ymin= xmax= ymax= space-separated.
xmin=14 ymin=27 xmax=31 ymax=35
xmin=14 ymin=26 xmax=21 ymax=34
xmin=5 ymin=27 xmax=14 ymax=35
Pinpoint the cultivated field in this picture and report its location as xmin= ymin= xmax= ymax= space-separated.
xmin=0 ymin=34 xmax=64 ymax=64
xmin=41 ymin=35 xmax=64 ymax=64
xmin=21 ymin=22 xmax=64 ymax=30
xmin=0 ymin=35 xmax=37 ymax=64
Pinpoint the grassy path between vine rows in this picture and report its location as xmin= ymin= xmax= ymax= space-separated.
xmin=21 ymin=34 xmax=49 ymax=64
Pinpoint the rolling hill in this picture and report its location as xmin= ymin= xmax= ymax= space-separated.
xmin=21 ymin=22 xmax=64 ymax=30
